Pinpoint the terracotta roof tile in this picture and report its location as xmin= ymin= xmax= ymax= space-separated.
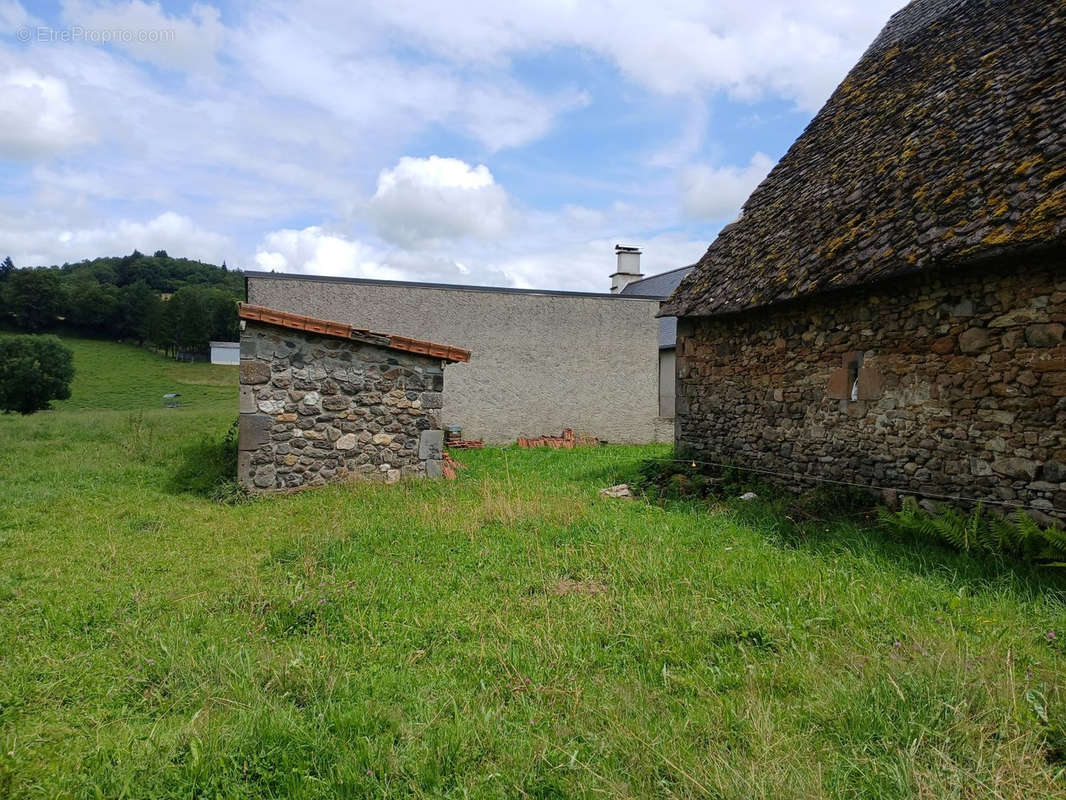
xmin=238 ymin=303 xmax=471 ymax=363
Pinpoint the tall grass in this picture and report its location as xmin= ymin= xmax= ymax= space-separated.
xmin=0 ymin=338 xmax=1064 ymax=797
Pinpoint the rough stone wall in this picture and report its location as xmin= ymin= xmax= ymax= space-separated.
xmin=238 ymin=321 xmax=446 ymax=491
xmin=676 ymin=257 xmax=1066 ymax=523
xmin=246 ymin=275 xmax=661 ymax=444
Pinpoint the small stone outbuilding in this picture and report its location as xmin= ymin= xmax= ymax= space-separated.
xmin=663 ymin=0 xmax=1066 ymax=523
xmin=237 ymin=303 xmax=470 ymax=492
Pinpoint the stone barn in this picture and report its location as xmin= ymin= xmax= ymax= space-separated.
xmin=237 ymin=303 xmax=470 ymax=492
xmin=662 ymin=0 xmax=1066 ymax=523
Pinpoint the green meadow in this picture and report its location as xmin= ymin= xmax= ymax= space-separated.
xmin=1 ymin=337 xmax=1064 ymax=798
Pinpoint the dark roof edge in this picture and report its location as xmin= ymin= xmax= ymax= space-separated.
xmin=243 ymin=270 xmax=663 ymax=301
xmin=625 ymin=263 xmax=697 ymax=285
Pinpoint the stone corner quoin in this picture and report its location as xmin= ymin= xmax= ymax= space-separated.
xmin=237 ymin=320 xmax=449 ymax=492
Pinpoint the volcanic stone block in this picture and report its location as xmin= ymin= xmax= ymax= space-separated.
xmin=1025 ymin=324 xmax=1064 ymax=348
xmin=238 ymin=413 xmax=272 ymax=450
xmin=335 ymin=433 xmax=358 ymax=450
xmin=253 ymin=464 xmax=276 ymax=489
xmin=239 ymin=385 xmax=257 ymax=413
xmin=958 ymin=327 xmax=990 ymax=353
xmin=419 ymin=429 xmax=443 ymax=460
xmin=240 ymin=359 xmax=271 ymax=385
xmin=991 ymin=458 xmax=1039 ymax=481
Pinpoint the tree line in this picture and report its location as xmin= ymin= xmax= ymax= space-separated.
xmin=0 ymin=251 xmax=243 ymax=356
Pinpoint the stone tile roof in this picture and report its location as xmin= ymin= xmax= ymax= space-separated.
xmin=621 ymin=265 xmax=695 ymax=348
xmin=238 ymin=303 xmax=471 ymax=363
xmin=663 ymin=0 xmax=1066 ymax=318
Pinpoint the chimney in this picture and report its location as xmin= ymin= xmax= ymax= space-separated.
xmin=610 ymin=244 xmax=643 ymax=293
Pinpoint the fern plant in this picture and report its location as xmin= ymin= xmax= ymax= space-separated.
xmin=879 ymin=499 xmax=1066 ymax=568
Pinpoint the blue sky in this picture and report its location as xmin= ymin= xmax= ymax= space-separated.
xmin=0 ymin=0 xmax=905 ymax=291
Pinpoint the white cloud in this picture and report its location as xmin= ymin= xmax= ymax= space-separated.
xmin=60 ymin=0 xmax=225 ymax=71
xmin=366 ymin=0 xmax=905 ymax=111
xmin=231 ymin=7 xmax=585 ymax=152
xmin=680 ymin=152 xmax=775 ymax=220
xmin=1 ymin=211 xmax=232 ymax=266
xmin=368 ymin=156 xmax=511 ymax=248
xmin=0 ymin=1 xmax=910 ymax=293
xmin=0 ymin=1 xmax=36 ymax=29
xmin=254 ymin=227 xmax=405 ymax=280
xmin=648 ymin=98 xmax=709 ymax=168
xmin=493 ymin=232 xmax=709 ymax=293
xmin=250 ymin=202 xmax=710 ymax=295
xmin=0 ymin=68 xmax=92 ymax=158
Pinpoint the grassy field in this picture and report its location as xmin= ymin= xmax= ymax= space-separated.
xmin=1 ymin=337 xmax=1065 ymax=798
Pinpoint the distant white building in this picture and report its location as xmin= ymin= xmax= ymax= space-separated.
xmin=210 ymin=341 xmax=240 ymax=365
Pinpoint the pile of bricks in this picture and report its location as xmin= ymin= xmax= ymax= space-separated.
xmin=445 ymin=439 xmax=484 ymax=449
xmin=442 ymin=451 xmax=464 ymax=480
xmin=516 ymin=428 xmax=599 ymax=449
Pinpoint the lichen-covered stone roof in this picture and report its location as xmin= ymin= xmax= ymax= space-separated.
xmin=663 ymin=0 xmax=1066 ymax=318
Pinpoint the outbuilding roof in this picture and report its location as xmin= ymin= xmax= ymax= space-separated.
xmin=663 ymin=0 xmax=1066 ymax=318
xmin=238 ymin=303 xmax=471 ymax=363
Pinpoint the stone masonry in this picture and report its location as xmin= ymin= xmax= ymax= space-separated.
xmin=675 ymin=257 xmax=1066 ymax=523
xmin=238 ymin=320 xmax=451 ymax=491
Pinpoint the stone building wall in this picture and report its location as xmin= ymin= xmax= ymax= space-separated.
xmin=245 ymin=272 xmax=664 ymax=444
xmin=676 ymin=256 xmax=1066 ymax=522
xmin=238 ymin=321 xmax=446 ymax=491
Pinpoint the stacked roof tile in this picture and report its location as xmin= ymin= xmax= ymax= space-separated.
xmin=238 ymin=303 xmax=471 ymax=363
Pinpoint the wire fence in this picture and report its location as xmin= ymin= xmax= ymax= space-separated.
xmin=508 ymin=445 xmax=1066 ymax=519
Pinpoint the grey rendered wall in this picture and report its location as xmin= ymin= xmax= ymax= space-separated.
xmin=247 ymin=276 xmax=661 ymax=444
xmin=658 ymin=349 xmax=676 ymax=418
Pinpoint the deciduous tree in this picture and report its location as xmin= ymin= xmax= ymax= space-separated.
xmin=0 ymin=335 xmax=75 ymax=414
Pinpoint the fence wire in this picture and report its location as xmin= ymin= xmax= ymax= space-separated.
xmin=500 ymin=446 xmax=1066 ymax=518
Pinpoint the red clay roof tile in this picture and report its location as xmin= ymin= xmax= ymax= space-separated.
xmin=238 ymin=303 xmax=471 ymax=363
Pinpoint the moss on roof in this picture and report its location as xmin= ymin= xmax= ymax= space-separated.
xmin=663 ymin=0 xmax=1066 ymax=318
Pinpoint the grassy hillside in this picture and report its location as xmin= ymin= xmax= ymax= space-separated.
xmin=1 ymin=337 xmax=1064 ymax=797
xmin=55 ymin=336 xmax=237 ymax=411
xmin=0 ymin=333 xmax=237 ymax=412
